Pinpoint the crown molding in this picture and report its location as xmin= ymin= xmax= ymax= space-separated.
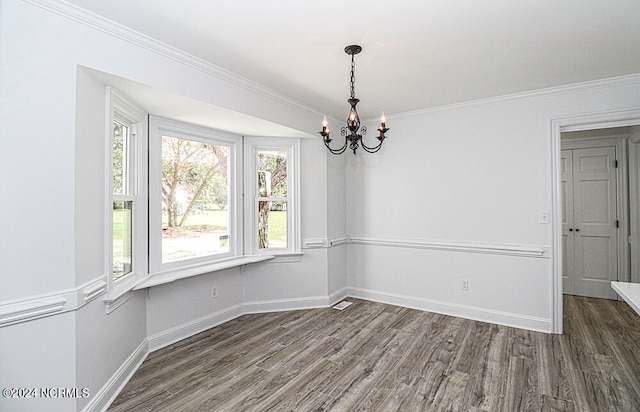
xmin=389 ymin=73 xmax=640 ymax=121
xmin=22 ymin=0 xmax=323 ymax=119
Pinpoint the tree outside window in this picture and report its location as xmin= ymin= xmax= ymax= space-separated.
xmin=257 ymin=150 xmax=288 ymax=249
xmin=160 ymin=136 xmax=230 ymax=263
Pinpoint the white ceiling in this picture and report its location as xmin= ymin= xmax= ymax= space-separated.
xmin=68 ymin=0 xmax=640 ymax=121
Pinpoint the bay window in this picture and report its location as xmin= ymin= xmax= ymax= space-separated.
xmin=106 ymin=91 xmax=301 ymax=303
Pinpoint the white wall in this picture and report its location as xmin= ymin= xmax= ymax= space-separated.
xmin=75 ymin=292 xmax=147 ymax=411
xmin=326 ymin=146 xmax=348 ymax=296
xmin=146 ymin=268 xmax=243 ymax=348
xmin=346 ymin=82 xmax=640 ymax=331
xmin=346 ymin=101 xmax=555 ymax=330
xmin=74 ymin=68 xmax=106 ymax=287
xmin=1 ymin=2 xmax=81 ymax=410
xmin=0 ymin=313 xmax=77 ymax=412
xmin=0 ymin=0 xmax=77 ymax=301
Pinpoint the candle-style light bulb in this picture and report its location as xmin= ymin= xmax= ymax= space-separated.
xmin=321 ymin=116 xmax=329 ymax=135
xmin=380 ymin=112 xmax=386 ymax=128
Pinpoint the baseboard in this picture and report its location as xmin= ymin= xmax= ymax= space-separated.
xmin=242 ymin=295 xmax=333 ymax=314
xmin=83 ymin=339 xmax=148 ymax=412
xmin=147 ymin=291 xmax=350 ymax=355
xmin=147 ymin=304 xmax=244 ymax=352
xmin=328 ymin=287 xmax=349 ymax=306
xmin=348 ymin=287 xmax=551 ymax=332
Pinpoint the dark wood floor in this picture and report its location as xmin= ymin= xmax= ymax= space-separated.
xmin=109 ymin=296 xmax=640 ymax=411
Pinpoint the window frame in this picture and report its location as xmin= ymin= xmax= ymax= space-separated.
xmin=105 ymin=88 xmax=148 ymax=302
xmin=244 ymin=137 xmax=301 ymax=258
xmin=148 ymin=116 xmax=243 ymax=276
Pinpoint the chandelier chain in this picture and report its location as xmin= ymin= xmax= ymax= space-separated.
xmin=350 ymin=53 xmax=356 ymax=99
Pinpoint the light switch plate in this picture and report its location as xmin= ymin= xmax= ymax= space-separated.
xmin=538 ymin=211 xmax=550 ymax=224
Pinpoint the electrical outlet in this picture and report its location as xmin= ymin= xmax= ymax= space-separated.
xmin=461 ymin=280 xmax=469 ymax=291
xmin=211 ymin=287 xmax=218 ymax=298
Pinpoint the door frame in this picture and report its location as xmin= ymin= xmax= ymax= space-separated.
xmin=550 ymin=108 xmax=640 ymax=334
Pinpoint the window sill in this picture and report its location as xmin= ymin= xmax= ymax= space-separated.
xmin=262 ymin=252 xmax=304 ymax=263
xmin=133 ymin=255 xmax=275 ymax=290
xmin=103 ymin=276 xmax=139 ymax=314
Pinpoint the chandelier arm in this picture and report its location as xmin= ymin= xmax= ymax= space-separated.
xmin=360 ymin=128 xmax=388 ymax=153
xmin=323 ymin=137 xmax=349 ymax=155
xmin=360 ymin=139 xmax=384 ymax=153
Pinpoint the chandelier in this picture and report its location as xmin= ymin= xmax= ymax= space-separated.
xmin=319 ymin=45 xmax=389 ymax=155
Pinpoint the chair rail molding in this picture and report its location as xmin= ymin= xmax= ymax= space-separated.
xmin=349 ymin=235 xmax=549 ymax=258
xmin=303 ymin=235 xmax=350 ymax=249
xmin=0 ymin=276 xmax=107 ymax=328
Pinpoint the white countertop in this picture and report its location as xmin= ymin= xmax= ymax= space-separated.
xmin=611 ymin=281 xmax=640 ymax=316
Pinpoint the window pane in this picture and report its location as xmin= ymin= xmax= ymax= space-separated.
xmin=257 ymin=150 xmax=287 ymax=198
xmin=113 ymin=200 xmax=132 ymax=280
xmin=161 ymin=136 xmax=230 ymax=263
xmin=113 ymin=121 xmax=128 ymax=195
xmin=258 ymin=201 xmax=287 ymax=249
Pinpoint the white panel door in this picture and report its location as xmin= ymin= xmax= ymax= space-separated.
xmin=563 ymin=146 xmax=618 ymax=299
xmin=572 ymin=147 xmax=618 ymax=299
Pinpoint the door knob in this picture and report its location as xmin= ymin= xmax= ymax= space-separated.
xmin=575 ymin=228 xmax=580 ymax=232
xmin=569 ymin=228 xmax=573 ymax=231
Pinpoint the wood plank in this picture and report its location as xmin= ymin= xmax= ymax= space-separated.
xmin=467 ymin=324 xmax=510 ymax=410
xmin=503 ymin=356 xmax=540 ymax=411
xmin=539 ymin=394 xmax=576 ymax=412
xmin=536 ymin=333 xmax=572 ymax=401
